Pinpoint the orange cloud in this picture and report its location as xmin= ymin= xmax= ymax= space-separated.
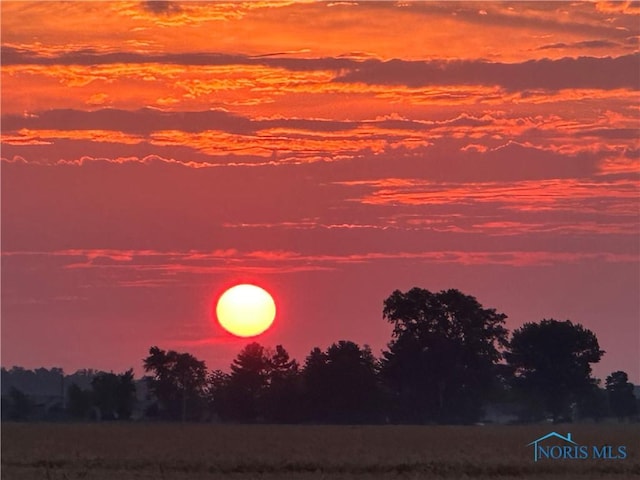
xmin=338 ymin=177 xmax=639 ymax=215
xmin=2 ymin=129 xmax=144 ymax=145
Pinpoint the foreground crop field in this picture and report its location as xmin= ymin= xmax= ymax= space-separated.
xmin=2 ymin=423 xmax=638 ymax=479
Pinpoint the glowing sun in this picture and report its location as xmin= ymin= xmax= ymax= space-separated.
xmin=216 ymin=284 xmax=276 ymax=337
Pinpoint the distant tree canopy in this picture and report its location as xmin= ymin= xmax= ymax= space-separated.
xmin=1 ymin=366 xmax=137 ymax=422
xmin=67 ymin=370 xmax=136 ymax=421
xmin=1 ymin=366 xmax=65 ymax=396
xmin=506 ymin=319 xmax=604 ymax=422
xmin=91 ymin=370 xmax=137 ymax=420
xmin=3 ymin=287 xmax=635 ymax=425
xmin=3 ymin=387 xmax=33 ymax=421
xmin=380 ymin=288 xmax=508 ymax=424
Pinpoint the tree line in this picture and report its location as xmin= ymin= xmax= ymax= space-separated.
xmin=2 ymin=288 xmax=638 ymax=424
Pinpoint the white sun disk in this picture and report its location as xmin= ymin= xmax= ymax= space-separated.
xmin=216 ymin=284 xmax=276 ymax=337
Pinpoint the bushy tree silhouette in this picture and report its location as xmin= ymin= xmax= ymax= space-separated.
xmin=380 ymin=288 xmax=508 ymax=423
xmin=143 ymin=347 xmax=208 ymax=421
xmin=507 ymin=319 xmax=603 ymax=422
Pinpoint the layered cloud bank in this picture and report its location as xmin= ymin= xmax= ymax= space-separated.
xmin=1 ymin=1 xmax=638 ymax=380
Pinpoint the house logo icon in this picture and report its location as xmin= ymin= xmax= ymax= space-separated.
xmin=527 ymin=432 xmax=628 ymax=462
xmin=527 ymin=432 xmax=578 ymax=462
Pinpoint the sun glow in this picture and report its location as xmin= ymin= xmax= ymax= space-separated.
xmin=215 ymin=284 xmax=276 ymax=337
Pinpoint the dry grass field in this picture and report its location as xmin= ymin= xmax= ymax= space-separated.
xmin=1 ymin=423 xmax=638 ymax=479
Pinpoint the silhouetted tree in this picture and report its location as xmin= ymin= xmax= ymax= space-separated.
xmin=506 ymin=319 xmax=604 ymax=423
xmin=207 ymin=369 xmax=232 ymax=420
xmin=67 ymin=384 xmax=92 ymax=419
xmin=576 ymin=383 xmax=608 ymax=422
xmin=263 ymin=345 xmax=302 ymax=423
xmin=210 ymin=343 xmax=303 ymax=423
xmin=4 ymin=387 xmax=32 ymax=421
xmin=302 ymin=341 xmax=381 ymax=423
xmin=325 ymin=341 xmax=381 ymax=423
xmin=606 ymin=370 xmax=637 ymax=421
xmin=91 ymin=369 xmax=136 ymax=420
xmin=380 ymin=288 xmax=508 ymax=423
xmin=219 ymin=342 xmax=272 ymax=422
xmin=302 ymin=347 xmax=330 ymax=421
xmin=0 ymin=395 xmax=9 ymax=421
xmin=269 ymin=345 xmax=299 ymax=381
xmin=143 ymin=347 xmax=208 ymax=421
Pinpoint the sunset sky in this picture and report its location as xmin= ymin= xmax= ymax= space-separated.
xmin=2 ymin=1 xmax=638 ymax=383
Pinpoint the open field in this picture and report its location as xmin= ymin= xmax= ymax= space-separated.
xmin=2 ymin=423 xmax=639 ymax=479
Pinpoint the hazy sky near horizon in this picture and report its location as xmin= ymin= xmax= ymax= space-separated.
xmin=1 ymin=1 xmax=639 ymax=382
